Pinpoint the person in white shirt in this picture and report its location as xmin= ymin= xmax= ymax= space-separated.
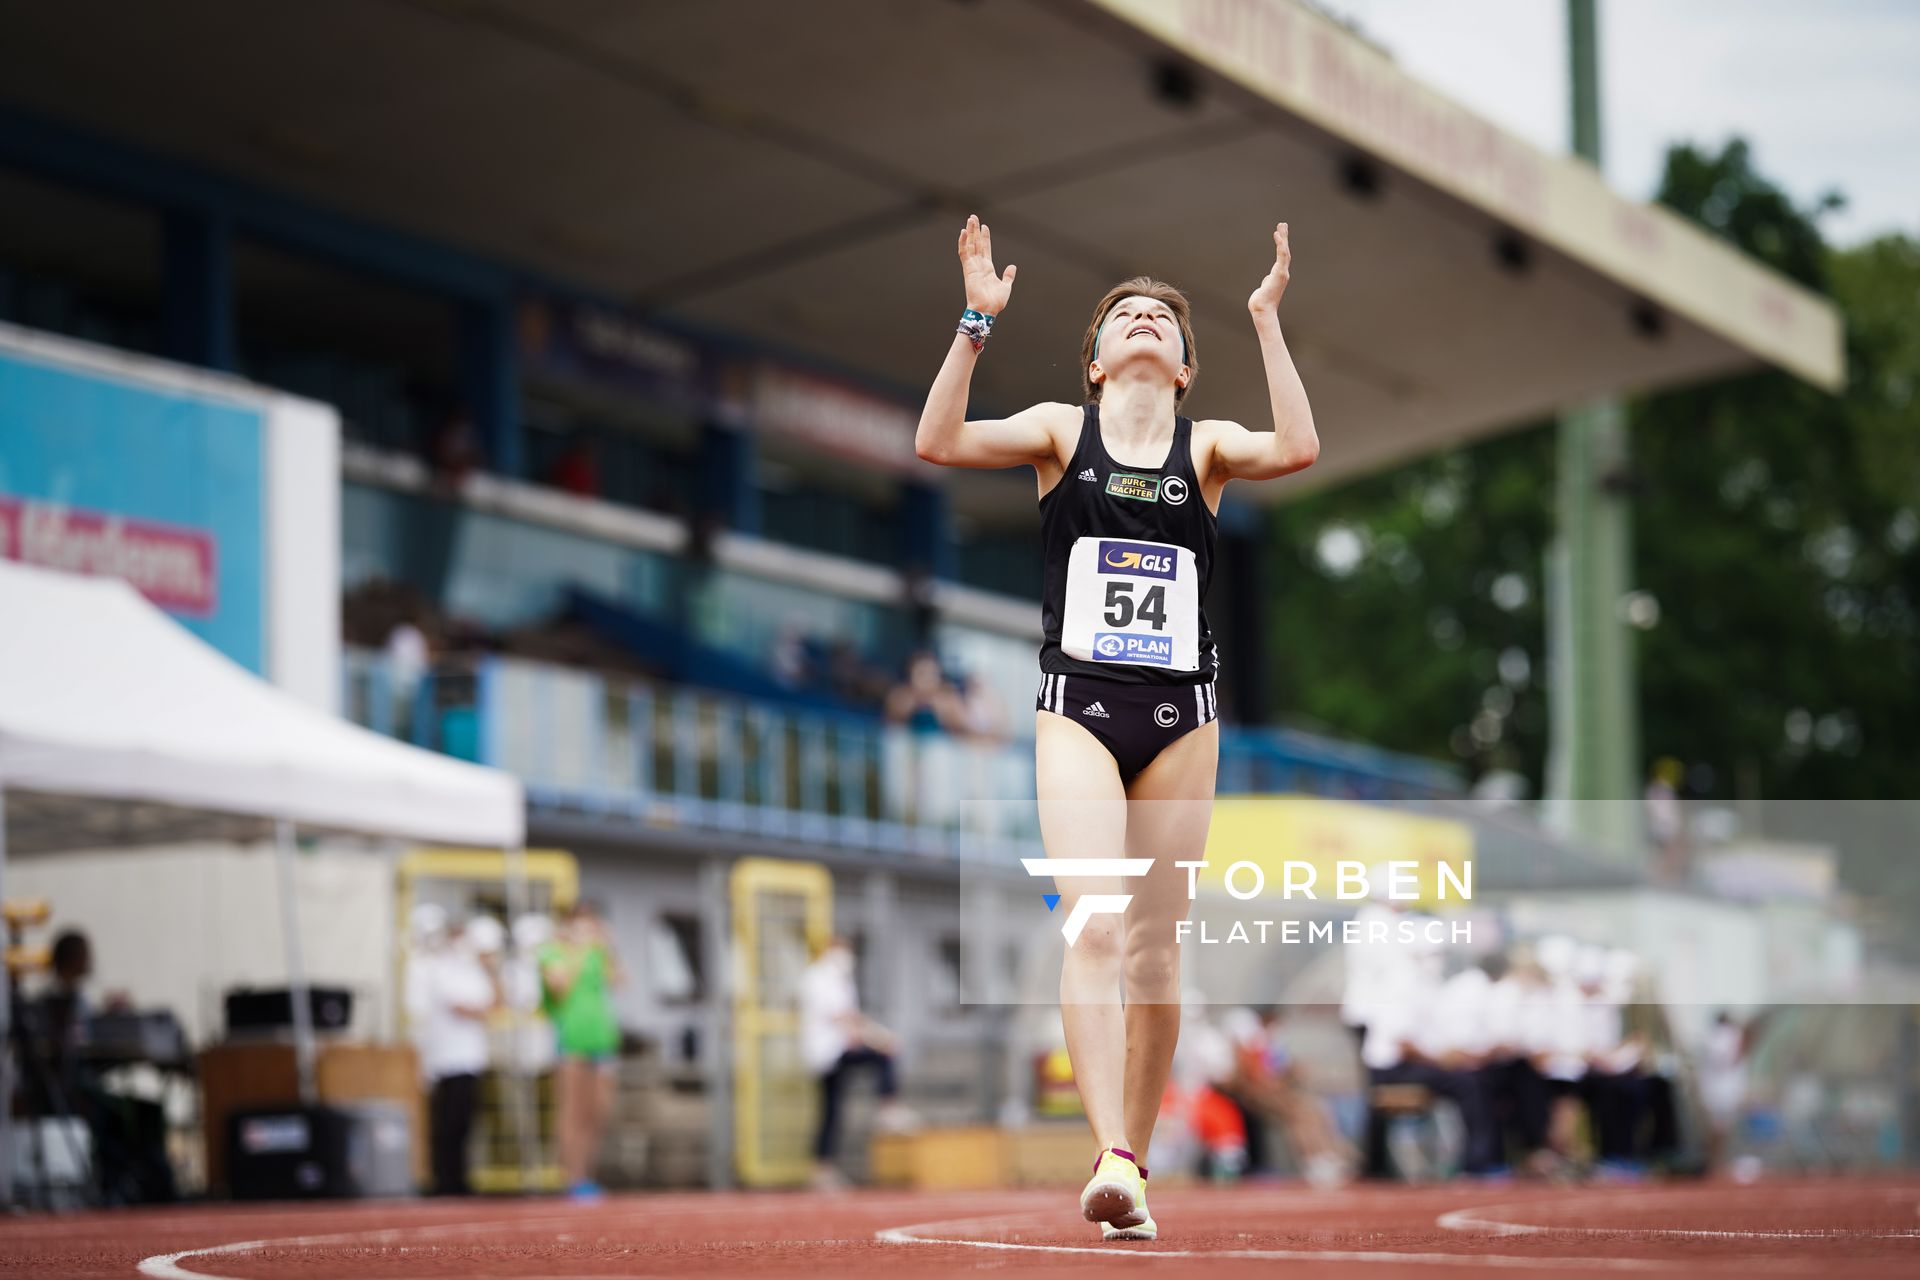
xmin=799 ymin=936 xmax=905 ymax=1188
xmin=1340 ymin=865 xmax=1415 ymax=1051
xmin=501 ymin=913 xmax=557 ymax=1076
xmin=1699 ymin=1010 xmax=1750 ymax=1172
xmin=408 ymin=915 xmax=500 ymax=1195
xmin=1358 ymin=938 xmax=1497 ymax=1178
xmin=1530 ymin=935 xmax=1593 ymax=1163
xmin=1581 ymin=948 xmax=1651 ymax=1173
xmin=1482 ymin=950 xmax=1555 ymax=1174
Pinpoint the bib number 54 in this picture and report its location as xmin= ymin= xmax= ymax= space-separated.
xmin=1104 ymin=581 xmax=1167 ymax=630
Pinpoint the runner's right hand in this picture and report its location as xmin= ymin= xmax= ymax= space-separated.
xmin=958 ymin=214 xmax=1017 ymax=316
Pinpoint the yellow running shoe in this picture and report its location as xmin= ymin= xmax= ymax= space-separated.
xmin=1101 ymin=1178 xmax=1156 ymax=1241
xmin=1102 ymin=1209 xmax=1157 ymax=1241
xmin=1079 ymin=1148 xmax=1147 ymax=1231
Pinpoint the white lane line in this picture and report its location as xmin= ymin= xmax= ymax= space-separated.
xmin=134 ymin=1194 xmax=1019 ymax=1280
xmin=1437 ymin=1193 xmax=1920 ymax=1242
xmin=875 ymin=1212 xmax=1673 ymax=1269
xmin=134 ymin=1204 xmax=771 ymax=1280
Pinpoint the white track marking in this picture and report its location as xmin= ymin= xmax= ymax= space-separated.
xmin=876 ymin=1211 xmax=1672 ymax=1270
xmin=134 ymin=1202 xmax=855 ymax=1280
xmin=134 ymin=1195 xmax=1010 ymax=1280
xmin=1438 ymin=1190 xmax=1920 ymax=1242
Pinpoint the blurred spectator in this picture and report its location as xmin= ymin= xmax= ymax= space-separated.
xmin=1340 ymin=864 xmax=1413 ymax=1060
xmin=1579 ymin=947 xmax=1650 ymax=1176
xmin=1534 ymin=934 xmax=1592 ymax=1163
xmin=1359 ymin=935 xmax=1497 ymax=1179
xmin=1700 ymin=1010 xmax=1750 ymax=1173
xmin=884 ymin=651 xmax=965 ymax=826
xmin=800 ymin=936 xmax=910 ymax=1190
xmin=1220 ymin=1007 xmax=1352 ymax=1186
xmin=826 ymin=638 xmax=891 ymax=706
xmin=1174 ymin=1013 xmax=1247 ymax=1182
xmin=1644 ymin=757 xmax=1687 ymax=884
xmin=549 ymin=434 xmax=600 ymax=497
xmin=539 ymin=900 xmax=624 ymax=1200
xmin=429 ymin=411 xmax=482 ymax=486
xmin=38 ymin=929 xmax=96 ymax=1063
xmin=502 ymin=913 xmax=558 ymax=1075
xmin=952 ymin=671 xmax=1008 ymax=745
xmin=769 ymin=625 xmax=812 ymax=690
xmin=385 ymin=618 xmax=430 ymax=729
xmin=1483 ymin=950 xmax=1557 ymax=1176
xmin=883 ymin=650 xmax=963 ymax=731
xmin=408 ymin=913 xmax=500 ymax=1196
xmin=27 ymin=928 xmax=167 ymax=1205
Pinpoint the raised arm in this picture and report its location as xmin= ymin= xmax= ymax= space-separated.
xmin=1208 ymin=222 xmax=1319 ymax=484
xmin=915 ymin=215 xmax=1076 ymax=470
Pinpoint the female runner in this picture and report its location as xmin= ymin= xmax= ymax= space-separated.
xmin=914 ymin=216 xmax=1318 ymax=1240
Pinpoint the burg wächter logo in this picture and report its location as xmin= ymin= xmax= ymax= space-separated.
xmin=1021 ymin=858 xmax=1155 ymax=945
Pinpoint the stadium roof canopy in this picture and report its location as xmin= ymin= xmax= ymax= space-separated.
xmin=0 ymin=560 xmax=524 ymax=852
xmin=0 ymin=0 xmax=1842 ymax=503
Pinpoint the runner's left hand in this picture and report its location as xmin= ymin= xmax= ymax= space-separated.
xmin=1248 ymin=221 xmax=1291 ymax=316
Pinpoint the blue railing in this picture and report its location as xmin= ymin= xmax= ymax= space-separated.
xmin=344 ymin=651 xmax=1460 ymax=858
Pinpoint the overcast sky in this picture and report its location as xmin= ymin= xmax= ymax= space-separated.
xmin=1316 ymin=0 xmax=1919 ymax=247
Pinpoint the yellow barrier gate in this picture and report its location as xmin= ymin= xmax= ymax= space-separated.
xmin=730 ymin=857 xmax=832 ymax=1187
xmin=396 ymin=847 xmax=579 ymax=1193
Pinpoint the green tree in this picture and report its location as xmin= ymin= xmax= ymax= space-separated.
xmin=1266 ymin=428 xmax=1555 ymax=786
xmin=1635 ymin=141 xmax=1918 ymax=799
xmin=1266 ymin=139 xmax=1919 ymax=801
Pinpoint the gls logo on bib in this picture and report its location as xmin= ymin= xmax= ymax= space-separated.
xmin=1100 ymin=541 xmax=1177 ymax=580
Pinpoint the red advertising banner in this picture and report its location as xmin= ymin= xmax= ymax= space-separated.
xmin=749 ymin=363 xmax=926 ymax=475
xmin=0 ymin=496 xmax=218 ymax=615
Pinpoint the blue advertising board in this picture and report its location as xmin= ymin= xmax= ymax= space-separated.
xmin=0 ymin=350 xmax=267 ymax=672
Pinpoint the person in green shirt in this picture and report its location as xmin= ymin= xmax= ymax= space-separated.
xmin=539 ymin=899 xmax=624 ymax=1198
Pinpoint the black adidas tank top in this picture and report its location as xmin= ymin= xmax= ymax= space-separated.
xmin=1038 ymin=404 xmax=1218 ymax=685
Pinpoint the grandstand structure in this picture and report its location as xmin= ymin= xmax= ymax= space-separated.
xmin=0 ymin=0 xmax=1844 ymax=1188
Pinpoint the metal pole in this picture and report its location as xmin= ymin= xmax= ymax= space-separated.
xmin=275 ymin=819 xmax=318 ymax=1105
xmin=501 ymin=845 xmax=537 ymax=1186
xmin=699 ymin=855 xmax=733 ymax=1190
xmin=1549 ymin=0 xmax=1640 ymax=857
xmin=0 ymin=783 xmax=13 ymax=1208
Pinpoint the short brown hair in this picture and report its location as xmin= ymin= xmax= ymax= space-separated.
xmin=1080 ymin=277 xmax=1199 ymax=404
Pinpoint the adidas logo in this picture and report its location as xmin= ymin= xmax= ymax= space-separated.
xmin=1081 ymin=700 xmax=1110 ymax=718
xmin=1078 ymin=467 xmax=1098 ymax=481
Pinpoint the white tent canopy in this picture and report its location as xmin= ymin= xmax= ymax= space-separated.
xmin=0 ymin=558 xmax=522 ymax=848
xmin=0 ymin=558 xmax=527 ymax=1205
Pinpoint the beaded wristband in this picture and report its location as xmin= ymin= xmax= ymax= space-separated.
xmin=957 ymin=307 xmax=996 ymax=351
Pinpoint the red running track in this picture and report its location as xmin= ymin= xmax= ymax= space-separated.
xmin=2 ymin=1177 xmax=1916 ymax=1278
